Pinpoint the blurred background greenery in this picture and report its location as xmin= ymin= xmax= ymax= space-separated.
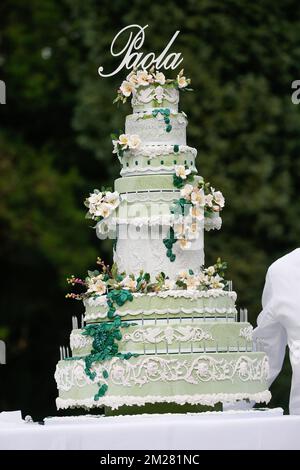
xmin=0 ymin=0 xmax=299 ymax=418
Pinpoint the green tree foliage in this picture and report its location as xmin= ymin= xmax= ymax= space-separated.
xmin=1 ymin=0 xmax=300 ymax=416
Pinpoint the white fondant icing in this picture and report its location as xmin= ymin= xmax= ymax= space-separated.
xmin=131 ymin=87 xmax=179 ymax=113
xmin=56 ymin=391 xmax=271 ymax=410
xmin=122 ymin=325 xmax=214 ymax=344
xmin=113 ymin=230 xmax=204 ymax=280
xmin=125 ymin=113 xmax=187 ymax=145
xmin=239 ymin=326 xmax=254 ymax=342
xmin=70 ymin=332 xmax=92 ymax=350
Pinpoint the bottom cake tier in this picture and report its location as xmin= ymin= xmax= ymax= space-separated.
xmin=55 ymin=352 xmax=271 ymax=413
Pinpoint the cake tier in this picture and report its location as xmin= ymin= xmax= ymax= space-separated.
xmin=131 ymin=86 xmax=179 ymax=113
xmin=83 ymin=290 xmax=237 ymax=323
xmin=125 ymin=112 xmax=187 ymax=145
xmin=70 ymin=321 xmax=253 ymax=356
xmin=113 ymin=232 xmax=204 ymax=279
xmin=55 ymin=352 xmax=271 ymax=410
xmin=120 ymin=145 xmax=197 ymax=177
xmin=115 ymin=174 xmax=201 ymax=192
xmin=112 ymin=175 xmax=221 ymax=228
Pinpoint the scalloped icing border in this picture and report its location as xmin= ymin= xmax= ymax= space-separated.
xmin=123 ymin=144 xmax=197 ymax=159
xmin=84 ymin=289 xmax=237 ymax=307
xmin=84 ymin=307 xmax=237 ymax=321
xmin=56 ymin=390 xmax=271 ymax=411
xmin=120 ymin=165 xmax=196 ymax=177
xmin=97 ymin=214 xmax=222 ymax=232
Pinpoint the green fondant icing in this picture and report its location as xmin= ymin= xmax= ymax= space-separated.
xmin=115 ymin=175 xmax=202 ymax=194
xmin=84 ymin=292 xmax=237 ymax=323
xmin=71 ymin=322 xmax=252 ymax=357
xmin=56 ymin=352 xmax=269 ymax=406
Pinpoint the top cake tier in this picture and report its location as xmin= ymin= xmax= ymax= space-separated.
xmin=115 ymin=69 xmax=191 ymax=114
xmin=131 ymin=85 xmax=179 ymax=113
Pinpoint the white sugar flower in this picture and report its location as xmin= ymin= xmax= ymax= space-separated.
xmin=112 ymin=140 xmax=119 ymax=154
xmin=103 ymin=191 xmax=120 ymax=210
xmin=118 ymin=134 xmax=130 ymax=149
xmin=209 ymin=274 xmax=224 ymax=289
xmin=206 ymin=266 xmax=215 ymax=276
xmin=87 ymin=190 xmax=103 ymax=208
xmin=95 ymin=202 xmax=112 ymax=219
xmin=180 ymin=184 xmax=194 ymax=199
xmin=186 ymin=275 xmax=200 ymax=290
xmin=186 ymin=221 xmax=202 ymax=240
xmin=177 ymin=73 xmax=188 ymax=88
xmin=154 ymin=72 xmax=166 ymax=85
xmin=128 ymin=134 xmax=141 ymax=149
xmin=87 ymin=275 xmax=107 ymax=295
xmin=174 ymin=222 xmax=186 ymax=237
xmin=213 ymin=191 xmax=225 ymax=208
xmin=175 ymin=165 xmax=191 ymax=180
xmin=191 ymin=188 xmax=205 ymax=206
xmin=198 ymin=272 xmax=209 ymax=284
xmin=179 ymin=238 xmax=191 ymax=250
xmin=154 ymin=85 xmax=164 ymax=103
xmin=163 ymin=278 xmax=176 ymax=290
xmin=121 ymin=276 xmax=137 ymax=291
xmin=205 ymin=194 xmax=214 ymax=207
xmin=120 ymin=80 xmax=135 ymax=97
xmin=136 ymin=70 xmax=153 ymax=86
xmin=126 ymin=71 xmax=138 ymax=85
xmin=210 ymin=279 xmax=224 ymax=289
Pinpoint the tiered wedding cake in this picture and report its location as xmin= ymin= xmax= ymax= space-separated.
xmin=55 ymin=69 xmax=271 ymax=414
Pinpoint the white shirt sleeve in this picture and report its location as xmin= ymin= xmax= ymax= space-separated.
xmin=253 ymin=269 xmax=287 ymax=387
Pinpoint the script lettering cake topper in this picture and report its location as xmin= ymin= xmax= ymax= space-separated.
xmin=98 ymin=24 xmax=183 ymax=78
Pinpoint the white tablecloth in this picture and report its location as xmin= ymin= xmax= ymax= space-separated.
xmin=1 ymin=409 xmax=300 ymax=450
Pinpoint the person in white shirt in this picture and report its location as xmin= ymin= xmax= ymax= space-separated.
xmin=253 ymin=248 xmax=300 ymax=414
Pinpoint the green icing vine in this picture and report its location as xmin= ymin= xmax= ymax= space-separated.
xmin=173 ymin=144 xmax=179 ymax=153
xmin=163 ymin=227 xmax=177 ymax=262
xmin=81 ymin=310 xmax=137 ymax=401
xmin=162 ymin=171 xmax=195 ymax=262
xmin=67 ymin=286 xmax=137 ymax=402
xmin=151 ymin=108 xmax=172 ymax=133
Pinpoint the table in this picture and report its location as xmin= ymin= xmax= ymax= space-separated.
xmin=0 ymin=409 xmax=300 ymax=450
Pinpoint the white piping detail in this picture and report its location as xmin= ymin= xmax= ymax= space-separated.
xmin=56 ymin=391 xmax=271 ymax=410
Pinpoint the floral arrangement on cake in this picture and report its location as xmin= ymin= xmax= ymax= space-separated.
xmin=162 ymin=167 xmax=225 ymax=259
xmin=113 ymin=67 xmax=192 ymax=105
xmin=111 ymin=132 xmax=142 ymax=159
xmin=84 ymin=189 xmax=121 ymax=221
xmin=66 ymin=257 xmax=229 ymax=302
xmin=173 ymin=166 xmax=225 ymax=218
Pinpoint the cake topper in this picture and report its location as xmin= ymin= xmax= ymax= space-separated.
xmin=98 ymin=24 xmax=183 ymax=78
